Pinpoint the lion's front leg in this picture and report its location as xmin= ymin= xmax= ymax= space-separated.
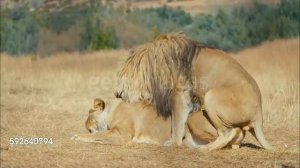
xmin=71 ymin=129 xmax=122 ymax=145
xmin=71 ymin=133 xmax=99 ymax=143
xmin=164 ymin=90 xmax=193 ymax=146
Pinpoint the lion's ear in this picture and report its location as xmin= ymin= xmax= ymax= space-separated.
xmin=93 ymin=98 xmax=105 ymax=110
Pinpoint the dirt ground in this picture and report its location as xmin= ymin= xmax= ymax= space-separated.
xmin=1 ymin=39 xmax=299 ymax=167
xmin=1 ymin=116 xmax=299 ymax=168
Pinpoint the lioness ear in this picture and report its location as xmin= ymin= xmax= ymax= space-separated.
xmin=89 ymin=109 xmax=95 ymax=114
xmin=93 ymin=98 xmax=105 ymax=110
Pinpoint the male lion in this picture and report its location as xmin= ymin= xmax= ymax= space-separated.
xmin=115 ymin=32 xmax=273 ymax=150
xmin=73 ymin=98 xmax=244 ymax=149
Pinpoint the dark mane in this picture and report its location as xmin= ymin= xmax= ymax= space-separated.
xmin=115 ymin=32 xmax=200 ymax=118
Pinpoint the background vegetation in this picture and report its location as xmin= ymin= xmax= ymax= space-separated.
xmin=0 ymin=0 xmax=299 ymax=56
xmin=1 ymin=1 xmax=299 ymax=166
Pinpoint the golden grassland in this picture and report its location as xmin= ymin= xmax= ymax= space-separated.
xmin=0 ymin=38 xmax=299 ymax=167
xmin=2 ymin=0 xmax=279 ymax=15
xmin=130 ymin=0 xmax=280 ymax=15
xmin=234 ymin=39 xmax=299 ymax=129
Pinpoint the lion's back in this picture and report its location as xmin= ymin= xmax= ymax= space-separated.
xmin=194 ymin=47 xmax=260 ymax=94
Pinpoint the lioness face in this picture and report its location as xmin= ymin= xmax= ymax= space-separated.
xmin=85 ymin=99 xmax=108 ymax=133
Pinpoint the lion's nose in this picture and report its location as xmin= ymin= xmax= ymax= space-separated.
xmin=88 ymin=129 xmax=93 ymax=133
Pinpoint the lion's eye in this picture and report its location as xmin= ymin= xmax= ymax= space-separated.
xmin=88 ymin=129 xmax=93 ymax=133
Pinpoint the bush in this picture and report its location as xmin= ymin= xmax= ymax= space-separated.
xmin=0 ymin=0 xmax=299 ymax=55
xmin=121 ymin=6 xmax=192 ymax=46
xmin=79 ymin=3 xmax=119 ymax=50
xmin=144 ymin=5 xmax=192 ymax=27
xmin=37 ymin=2 xmax=119 ymax=54
xmin=186 ymin=0 xmax=299 ymax=51
xmin=0 ymin=6 xmax=38 ymax=55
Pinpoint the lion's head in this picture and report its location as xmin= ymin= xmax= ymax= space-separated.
xmin=85 ymin=98 xmax=108 ymax=133
xmin=115 ymin=32 xmax=200 ymax=118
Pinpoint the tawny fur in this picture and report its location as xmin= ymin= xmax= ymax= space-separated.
xmin=74 ymin=98 xmax=223 ymax=147
xmin=114 ymin=32 xmax=273 ymax=150
xmin=115 ymin=32 xmax=200 ymax=118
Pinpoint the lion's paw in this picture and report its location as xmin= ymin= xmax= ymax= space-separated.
xmin=198 ymin=146 xmax=210 ymax=153
xmin=163 ymin=139 xmax=176 ymax=147
xmin=231 ymin=145 xmax=240 ymax=149
xmin=71 ymin=134 xmax=79 ymax=141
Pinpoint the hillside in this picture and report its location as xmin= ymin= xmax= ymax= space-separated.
xmin=0 ymin=0 xmax=280 ymax=14
xmin=129 ymin=0 xmax=280 ymax=15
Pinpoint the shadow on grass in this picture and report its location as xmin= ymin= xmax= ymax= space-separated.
xmin=240 ymin=143 xmax=262 ymax=149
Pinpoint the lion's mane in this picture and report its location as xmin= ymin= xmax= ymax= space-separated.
xmin=115 ymin=32 xmax=200 ymax=118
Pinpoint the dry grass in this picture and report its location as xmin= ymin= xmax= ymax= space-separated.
xmin=0 ymin=0 xmax=281 ymax=16
xmin=37 ymin=0 xmax=281 ymax=15
xmin=1 ymin=39 xmax=299 ymax=167
xmin=233 ymin=38 xmax=299 ymax=129
xmin=129 ymin=0 xmax=280 ymax=15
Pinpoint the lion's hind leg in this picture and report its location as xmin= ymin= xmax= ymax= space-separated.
xmin=195 ymin=107 xmax=238 ymax=151
xmin=72 ymin=129 xmax=123 ymax=145
xmin=199 ymin=127 xmax=239 ymax=151
xmin=228 ymin=129 xmax=245 ymax=149
xmin=183 ymin=128 xmax=209 ymax=148
xmin=199 ymin=89 xmax=240 ymax=151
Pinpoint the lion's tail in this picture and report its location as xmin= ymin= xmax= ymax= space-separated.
xmin=250 ymin=119 xmax=274 ymax=150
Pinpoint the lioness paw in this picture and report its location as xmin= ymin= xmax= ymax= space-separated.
xmin=71 ymin=134 xmax=79 ymax=141
xmin=231 ymin=145 xmax=240 ymax=149
xmin=163 ymin=138 xmax=176 ymax=147
xmin=197 ymin=146 xmax=210 ymax=152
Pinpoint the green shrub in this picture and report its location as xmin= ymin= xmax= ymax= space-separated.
xmin=186 ymin=0 xmax=299 ymax=51
xmin=79 ymin=4 xmax=119 ymax=50
xmin=0 ymin=0 xmax=298 ymax=55
xmin=0 ymin=6 xmax=38 ymax=55
xmin=145 ymin=5 xmax=192 ymax=27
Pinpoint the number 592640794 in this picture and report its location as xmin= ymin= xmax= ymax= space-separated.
xmin=9 ymin=137 xmax=53 ymax=145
